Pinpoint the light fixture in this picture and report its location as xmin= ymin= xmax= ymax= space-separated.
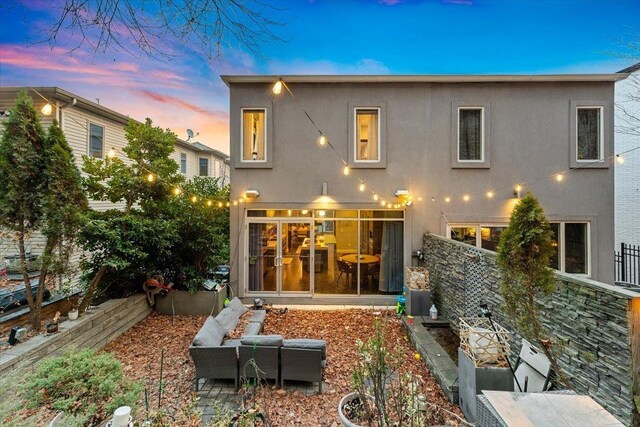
xmin=318 ymin=210 xmax=326 ymax=217
xmin=486 ymin=191 xmax=494 ymax=199
xmin=107 ymin=148 xmax=116 ymax=159
xmin=387 ymin=203 xmax=392 ymax=208
xmin=380 ymin=199 xmax=386 ymax=206
xmin=238 ymin=198 xmax=244 ymax=203
xmin=445 ymin=197 xmax=451 ymax=203
xmin=514 ymin=184 xmax=523 ymax=198
xmin=191 ymin=196 xmax=198 ymax=203
xmin=287 ymin=209 xmax=292 ymax=216
xmin=359 ymin=182 xmax=366 ymax=192
xmin=173 ymin=187 xmax=182 ymax=196
xmin=226 ymin=202 xmax=230 ymax=207
xmin=147 ymin=173 xmax=155 ymax=183
xmin=272 ymin=79 xmax=283 ymax=95
xmin=405 ymin=200 xmax=413 ymax=207
xmin=218 ymin=201 xmax=223 ymax=208
xmin=343 ymin=165 xmax=350 ymax=175
xmin=463 ymin=194 xmax=470 ymax=202
xmin=395 ymin=189 xmax=409 ymax=198
xmin=41 ymin=103 xmax=53 ymax=116
xmin=244 ymin=190 xmax=260 ymax=199
xmin=301 ymin=209 xmax=309 ymax=214
xmin=616 ymin=154 xmax=625 ymax=164
xmin=318 ymin=135 xmax=327 ymax=146
xmin=206 ymin=200 xmax=212 ymax=206
xmin=373 ymin=193 xmax=379 ymax=201
xmin=233 ymin=200 xmax=238 ymax=206
xmin=431 ymin=197 xmax=435 ymax=202
xmin=555 ymin=173 xmax=563 ymax=182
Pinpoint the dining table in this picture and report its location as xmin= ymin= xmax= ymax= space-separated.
xmin=341 ymin=254 xmax=379 ymax=264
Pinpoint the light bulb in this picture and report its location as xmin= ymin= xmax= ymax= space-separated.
xmin=515 ymin=184 xmax=522 ymax=193
xmin=445 ymin=197 xmax=451 ymax=203
xmin=463 ymin=194 xmax=470 ymax=202
xmin=107 ymin=148 xmax=116 ymax=159
xmin=233 ymin=201 xmax=238 ymax=206
xmin=206 ymin=200 xmax=212 ymax=206
xmin=272 ymin=80 xmax=282 ymax=95
xmin=380 ymin=200 xmax=386 ymax=206
xmin=486 ymin=191 xmax=494 ymax=198
xmin=318 ymin=210 xmax=326 ymax=217
xmin=191 ymin=196 xmax=198 ymax=203
xmin=226 ymin=202 xmax=230 ymax=207
xmin=387 ymin=203 xmax=392 ymax=208
xmin=616 ymin=154 xmax=624 ymax=164
xmin=41 ymin=103 xmax=53 ymax=116
xmin=373 ymin=193 xmax=379 ymax=201
xmin=431 ymin=197 xmax=435 ymax=202
xmin=218 ymin=202 xmax=223 ymax=208
xmin=287 ymin=209 xmax=292 ymax=216
xmin=555 ymin=173 xmax=563 ymax=182
xmin=318 ymin=135 xmax=327 ymax=146
xmin=301 ymin=209 xmax=308 ymax=215
xmin=343 ymin=166 xmax=350 ymax=175
xmin=173 ymin=187 xmax=182 ymax=196
xmin=147 ymin=173 xmax=155 ymax=183
xmin=359 ymin=183 xmax=365 ymax=192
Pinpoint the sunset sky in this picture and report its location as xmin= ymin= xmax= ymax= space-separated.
xmin=1 ymin=0 xmax=638 ymax=154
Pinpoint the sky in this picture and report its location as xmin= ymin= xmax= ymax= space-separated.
xmin=0 ymin=0 xmax=638 ymax=154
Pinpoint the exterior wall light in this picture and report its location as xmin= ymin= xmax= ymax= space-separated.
xmin=514 ymin=184 xmax=523 ymax=198
xmin=395 ymin=189 xmax=409 ymax=198
xmin=245 ymin=190 xmax=260 ymax=199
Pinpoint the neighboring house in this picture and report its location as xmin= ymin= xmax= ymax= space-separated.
xmin=222 ymin=73 xmax=626 ymax=302
xmin=615 ymin=63 xmax=640 ymax=250
xmin=0 ymin=86 xmax=229 ymax=266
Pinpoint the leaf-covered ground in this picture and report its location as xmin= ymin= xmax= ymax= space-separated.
xmin=105 ymin=309 xmax=465 ymax=426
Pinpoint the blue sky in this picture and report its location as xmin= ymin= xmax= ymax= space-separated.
xmin=0 ymin=0 xmax=638 ymax=152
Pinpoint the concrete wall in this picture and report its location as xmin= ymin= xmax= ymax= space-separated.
xmin=228 ymin=79 xmax=616 ymax=298
xmin=0 ymin=294 xmax=150 ymax=376
xmin=615 ymin=70 xmax=640 ymax=248
xmin=422 ymin=233 xmax=640 ymax=426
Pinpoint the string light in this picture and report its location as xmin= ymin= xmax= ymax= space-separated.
xmin=226 ymin=202 xmax=231 ymax=207
xmin=343 ymin=165 xmax=350 ymax=175
xmin=616 ymin=154 xmax=625 ymax=164
xmin=107 ymin=148 xmax=116 ymax=159
xmin=555 ymin=173 xmax=563 ymax=182
xmin=359 ymin=182 xmax=366 ymax=192
xmin=147 ymin=173 xmax=155 ymax=183
xmin=272 ymin=79 xmax=283 ymax=95
xmin=218 ymin=202 xmax=223 ymax=208
xmin=445 ymin=197 xmax=451 ymax=203
xmin=431 ymin=197 xmax=435 ymax=202
xmin=191 ymin=196 xmax=198 ymax=203
xmin=515 ymin=184 xmax=522 ymax=192
xmin=486 ymin=191 xmax=494 ymax=199
xmin=387 ymin=203 xmax=392 ymax=208
xmin=463 ymin=194 xmax=470 ymax=202
xmin=373 ymin=193 xmax=379 ymax=201
xmin=206 ymin=200 xmax=212 ymax=206
xmin=173 ymin=187 xmax=182 ymax=196
xmin=41 ymin=103 xmax=53 ymax=116
xmin=318 ymin=135 xmax=327 ymax=146
xmin=380 ymin=200 xmax=386 ymax=206
xmin=233 ymin=201 xmax=238 ymax=206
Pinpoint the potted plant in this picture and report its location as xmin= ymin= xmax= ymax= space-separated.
xmin=60 ymin=281 xmax=80 ymax=321
xmin=405 ymin=266 xmax=431 ymax=316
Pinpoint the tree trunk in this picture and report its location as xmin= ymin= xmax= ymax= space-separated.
xmin=34 ymin=240 xmax=55 ymax=331
xmin=17 ymin=225 xmax=39 ymax=330
xmin=78 ymin=265 xmax=107 ymax=313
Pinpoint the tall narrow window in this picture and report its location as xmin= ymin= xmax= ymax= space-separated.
xmin=88 ymin=123 xmax=104 ymax=158
xmin=242 ymin=109 xmax=266 ymax=161
xmin=458 ymin=108 xmax=483 ymax=161
xmin=564 ymin=223 xmax=588 ymax=274
xmin=199 ymin=158 xmax=208 ymax=176
xmin=180 ymin=153 xmax=187 ymax=174
xmin=576 ymin=107 xmax=602 ymax=161
xmin=355 ymin=108 xmax=379 ymax=162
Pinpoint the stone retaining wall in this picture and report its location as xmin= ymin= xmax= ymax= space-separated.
xmin=0 ymin=294 xmax=151 ymax=376
xmin=423 ymin=233 xmax=640 ymax=426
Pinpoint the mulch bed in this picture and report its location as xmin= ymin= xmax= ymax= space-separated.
xmin=105 ymin=309 xmax=465 ymax=426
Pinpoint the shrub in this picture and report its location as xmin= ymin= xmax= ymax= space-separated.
xmin=24 ymin=348 xmax=142 ymax=424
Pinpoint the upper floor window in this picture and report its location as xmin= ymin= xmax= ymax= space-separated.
xmin=180 ymin=152 xmax=187 ymax=174
xmin=199 ymin=158 xmax=209 ymax=176
xmin=88 ymin=123 xmax=104 ymax=158
xmin=576 ymin=107 xmax=602 ymax=162
xmin=355 ymin=108 xmax=380 ymax=162
xmin=458 ymin=107 xmax=484 ymax=161
xmin=242 ymin=109 xmax=266 ymax=162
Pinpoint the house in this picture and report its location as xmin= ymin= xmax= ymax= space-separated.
xmin=615 ymin=63 xmax=640 ymax=250
xmin=222 ymin=73 xmax=627 ymax=302
xmin=0 ymin=87 xmax=229 ymax=264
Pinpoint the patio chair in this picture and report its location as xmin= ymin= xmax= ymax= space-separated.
xmin=280 ymin=339 xmax=326 ymax=393
xmin=238 ymin=335 xmax=283 ymax=383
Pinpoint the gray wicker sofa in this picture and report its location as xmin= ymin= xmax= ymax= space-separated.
xmin=189 ymin=298 xmax=327 ymax=392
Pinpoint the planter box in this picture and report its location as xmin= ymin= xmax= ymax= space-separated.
xmin=458 ymin=348 xmax=513 ymax=423
xmin=155 ymin=290 xmax=226 ymax=316
xmin=405 ymin=288 xmax=432 ymax=316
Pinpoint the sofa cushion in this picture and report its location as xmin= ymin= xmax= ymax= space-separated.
xmin=240 ymin=335 xmax=284 ymax=347
xmin=192 ymin=316 xmax=225 ymax=347
xmin=216 ymin=307 xmax=240 ymax=334
xmin=248 ymin=310 xmax=266 ymax=324
xmin=283 ymin=339 xmax=327 ymax=360
xmin=227 ymin=297 xmax=249 ymax=317
xmin=222 ymin=339 xmax=242 ymax=348
xmin=244 ymin=321 xmax=262 ymax=336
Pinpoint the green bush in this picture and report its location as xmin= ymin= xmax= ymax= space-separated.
xmin=24 ymin=348 xmax=142 ymax=424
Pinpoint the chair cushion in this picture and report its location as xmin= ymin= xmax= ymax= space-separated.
xmin=192 ymin=316 xmax=225 ymax=347
xmin=248 ymin=310 xmax=266 ymax=324
xmin=222 ymin=339 xmax=242 ymax=348
xmin=240 ymin=335 xmax=284 ymax=347
xmin=227 ymin=297 xmax=249 ymax=317
xmin=283 ymin=339 xmax=327 ymax=359
xmin=215 ymin=307 xmax=240 ymax=334
xmin=244 ymin=321 xmax=262 ymax=336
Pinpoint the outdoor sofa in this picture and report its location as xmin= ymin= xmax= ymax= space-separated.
xmin=189 ymin=297 xmax=327 ymax=392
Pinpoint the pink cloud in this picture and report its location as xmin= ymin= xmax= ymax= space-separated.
xmin=136 ymin=89 xmax=229 ymax=120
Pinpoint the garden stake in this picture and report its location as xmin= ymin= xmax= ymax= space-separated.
xmin=158 ymin=348 xmax=164 ymax=409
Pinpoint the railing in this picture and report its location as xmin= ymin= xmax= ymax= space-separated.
xmin=615 ymin=243 xmax=640 ymax=286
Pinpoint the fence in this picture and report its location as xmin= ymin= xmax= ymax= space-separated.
xmin=615 ymin=243 xmax=640 ymax=286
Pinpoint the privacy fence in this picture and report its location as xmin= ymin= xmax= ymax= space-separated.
xmin=616 ymin=243 xmax=640 ymax=286
xmin=422 ymin=233 xmax=640 ymax=426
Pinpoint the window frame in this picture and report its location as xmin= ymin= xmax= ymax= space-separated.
xmin=575 ymin=106 xmax=604 ymax=163
xmin=87 ymin=122 xmax=105 ymax=159
xmin=347 ymin=101 xmax=387 ymax=168
xmin=180 ymin=152 xmax=187 ymax=175
xmin=353 ymin=107 xmax=381 ymax=164
xmin=569 ymin=100 xmax=610 ymax=169
xmin=240 ymin=107 xmax=268 ymax=164
xmin=198 ymin=157 xmax=209 ymax=176
xmin=447 ymin=224 xmax=505 ymax=249
xmin=457 ymin=107 xmax=485 ymax=163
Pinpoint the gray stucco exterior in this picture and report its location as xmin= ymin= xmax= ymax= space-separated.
xmin=224 ymin=75 xmax=625 ymax=298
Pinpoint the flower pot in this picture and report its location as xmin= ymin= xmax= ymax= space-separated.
xmin=68 ymin=309 xmax=79 ymax=321
xmin=338 ymin=392 xmax=372 ymax=427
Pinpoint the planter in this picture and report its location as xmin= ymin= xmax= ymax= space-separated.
xmin=68 ymin=309 xmax=79 ymax=321
xmin=405 ymin=288 xmax=432 ymax=316
xmin=338 ymin=392 xmax=373 ymax=427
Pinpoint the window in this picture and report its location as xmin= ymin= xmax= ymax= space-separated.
xmin=199 ymin=158 xmax=208 ymax=176
xmin=88 ymin=123 xmax=104 ymax=158
xmin=355 ymin=108 xmax=380 ymax=162
xmin=242 ymin=109 xmax=266 ymax=161
xmin=449 ymin=225 xmax=505 ymax=251
xmin=576 ymin=107 xmax=602 ymax=161
xmin=180 ymin=153 xmax=187 ymax=174
xmin=552 ymin=222 xmax=589 ymax=274
xmin=458 ymin=107 xmax=484 ymax=161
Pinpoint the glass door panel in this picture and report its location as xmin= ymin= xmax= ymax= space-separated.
xmin=247 ymin=222 xmax=277 ymax=292
xmin=281 ymin=222 xmax=311 ymax=293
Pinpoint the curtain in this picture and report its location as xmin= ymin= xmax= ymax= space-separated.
xmin=243 ymin=111 xmax=265 ymax=161
xmin=459 ymin=109 xmax=482 ymax=160
xmin=357 ymin=110 xmax=379 ymax=161
xmin=379 ymin=221 xmax=403 ymax=293
xmin=577 ymin=108 xmax=600 ymax=160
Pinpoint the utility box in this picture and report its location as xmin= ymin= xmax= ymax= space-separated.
xmin=458 ymin=348 xmax=514 ymax=423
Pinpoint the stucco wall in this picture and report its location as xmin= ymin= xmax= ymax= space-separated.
xmin=228 ymin=80 xmax=616 ymax=296
xmin=422 ymin=233 xmax=639 ymax=426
